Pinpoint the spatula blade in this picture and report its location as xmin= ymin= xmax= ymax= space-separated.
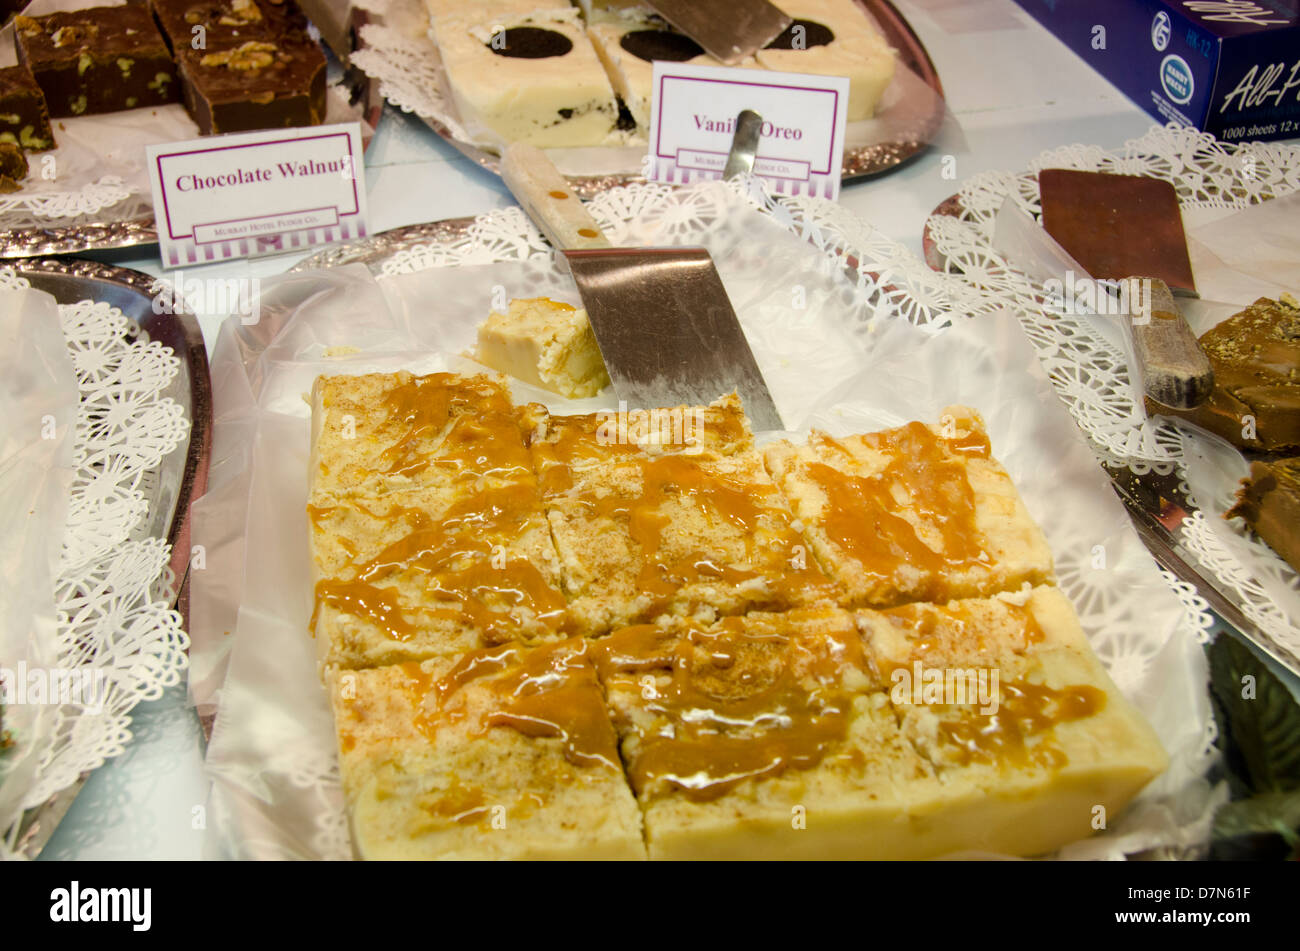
xmin=564 ymin=246 xmax=784 ymax=432
xmin=645 ymin=0 xmax=792 ymax=64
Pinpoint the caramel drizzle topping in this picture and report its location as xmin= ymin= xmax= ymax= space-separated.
xmin=937 ymin=680 xmax=1106 ymax=769
xmin=594 ymin=621 xmax=864 ymax=801
xmin=312 ymin=485 xmax=568 ymax=644
xmin=806 ymin=423 xmax=990 ymax=594
xmin=878 ymin=600 xmax=1047 ymax=666
xmin=429 ymin=639 xmax=620 ymax=771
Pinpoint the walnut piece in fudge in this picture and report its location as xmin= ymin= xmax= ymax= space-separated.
xmin=14 ymin=6 xmax=180 ymax=118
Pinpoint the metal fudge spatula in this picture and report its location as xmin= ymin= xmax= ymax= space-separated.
xmin=500 ymin=140 xmax=782 ymax=431
xmin=645 ymin=0 xmax=792 ymax=64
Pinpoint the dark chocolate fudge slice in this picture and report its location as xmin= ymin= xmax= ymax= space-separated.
xmin=149 ymin=0 xmax=308 ymax=53
xmin=14 ymin=6 xmax=180 ymax=118
xmin=0 ymin=64 xmax=55 ymax=151
xmin=1227 ymin=457 xmax=1300 ymax=574
xmin=176 ymin=35 xmax=325 ymax=134
xmin=0 ymin=140 xmax=28 ymax=193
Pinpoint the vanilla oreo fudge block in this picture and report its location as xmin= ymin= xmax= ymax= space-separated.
xmin=309 ymin=372 xmax=535 ymax=502
xmin=757 ymin=0 xmax=896 ymax=121
xmin=330 ymin=638 xmax=645 ymax=859
xmin=584 ymin=2 xmax=723 ymax=129
xmin=593 ymin=609 xmax=962 ymax=860
xmin=430 ymin=5 xmax=629 ymax=148
xmin=763 ymin=406 xmax=1055 ymax=610
xmin=475 ymin=297 xmax=610 ymax=399
xmin=527 ymin=398 xmax=838 ymax=635
xmin=857 ymin=590 xmax=1168 ymax=857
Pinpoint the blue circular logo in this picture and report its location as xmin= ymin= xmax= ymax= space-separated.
xmin=1160 ymin=55 xmax=1195 ymax=104
xmin=1152 ymin=11 xmax=1171 ymax=51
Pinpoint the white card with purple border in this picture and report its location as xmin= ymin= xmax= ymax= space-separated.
xmin=146 ymin=123 xmax=369 ymax=267
xmin=647 ymin=62 xmax=848 ymax=199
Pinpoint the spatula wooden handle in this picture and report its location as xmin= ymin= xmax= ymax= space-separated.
xmin=500 ymin=144 xmax=612 ymax=252
xmin=1128 ymin=276 xmax=1215 ymax=410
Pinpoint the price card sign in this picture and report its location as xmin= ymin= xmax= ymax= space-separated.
xmin=647 ymin=62 xmax=849 ymax=199
xmin=146 ymin=123 xmax=369 ymax=266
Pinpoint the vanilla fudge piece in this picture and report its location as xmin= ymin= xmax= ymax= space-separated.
xmin=330 ymin=638 xmax=645 ymax=859
xmin=584 ymin=2 xmax=723 ymax=130
xmin=763 ymin=406 xmax=1055 ymax=609
xmin=309 ymin=371 xmax=535 ymax=501
xmin=528 ymin=398 xmax=838 ymax=634
xmin=593 ymin=609 xmax=962 ymax=860
xmin=858 ymin=589 xmax=1168 ymax=857
xmin=430 ymin=4 xmax=629 ymax=148
xmin=475 ymin=297 xmax=610 ymax=399
xmin=757 ymin=0 xmax=895 ymax=121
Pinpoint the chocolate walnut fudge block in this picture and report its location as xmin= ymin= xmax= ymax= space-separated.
xmin=149 ymin=0 xmax=310 ymax=53
xmin=14 ymin=6 xmax=179 ymax=118
xmin=173 ymin=33 xmax=325 ymax=134
xmin=0 ymin=141 xmax=27 ymax=192
xmin=0 ymin=64 xmax=55 ymax=151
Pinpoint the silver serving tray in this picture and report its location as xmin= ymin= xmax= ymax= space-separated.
xmin=366 ymin=0 xmax=945 ymax=197
xmin=6 ymin=258 xmax=213 ymax=858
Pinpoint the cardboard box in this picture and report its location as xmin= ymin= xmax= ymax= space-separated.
xmin=1013 ymin=0 xmax=1300 ymax=143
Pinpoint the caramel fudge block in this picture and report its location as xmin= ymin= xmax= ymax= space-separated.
xmin=174 ymin=34 xmax=325 ymax=134
xmin=309 ymin=483 xmax=571 ymax=669
xmin=756 ymin=0 xmax=896 ymax=121
xmin=0 ymin=141 xmax=27 ymax=193
xmin=0 ymin=65 xmax=54 ymax=152
xmin=475 ymin=296 xmax=610 ymax=399
xmin=431 ymin=5 xmax=629 ymax=149
xmin=1148 ymin=294 xmax=1300 ymax=453
xmin=529 ymin=402 xmax=838 ymax=634
xmin=310 ymin=372 xmax=535 ymax=502
xmin=330 ymin=638 xmax=645 ymax=859
xmin=150 ymin=0 xmax=309 ymax=53
xmin=14 ymin=7 xmax=180 ymax=118
xmin=859 ymin=589 xmax=1168 ymax=857
xmin=763 ymin=406 xmax=1055 ymax=609
xmin=594 ymin=610 xmax=964 ymax=860
xmin=1227 ymin=456 xmax=1300 ymax=574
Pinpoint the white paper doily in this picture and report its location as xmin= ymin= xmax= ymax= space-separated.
xmin=0 ymin=268 xmax=191 ymax=839
xmin=924 ymin=123 xmax=1300 ymax=667
xmin=211 ymin=177 xmax=1216 ymax=861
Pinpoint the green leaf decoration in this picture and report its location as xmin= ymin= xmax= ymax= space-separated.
xmin=1208 ymin=634 xmax=1300 ymax=796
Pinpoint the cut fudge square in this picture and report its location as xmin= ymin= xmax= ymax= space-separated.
xmin=757 ymin=0 xmax=896 ymax=121
xmin=330 ymin=638 xmax=645 ymax=859
xmin=763 ymin=406 xmax=1055 ymax=609
xmin=593 ymin=609 xmax=965 ymax=860
xmin=584 ymin=3 xmax=725 ymax=130
xmin=14 ymin=7 xmax=180 ymax=118
xmin=475 ymin=296 xmax=610 ymax=399
xmin=310 ymin=371 xmax=535 ymax=502
xmin=530 ymin=409 xmax=839 ymax=633
xmin=174 ymin=33 xmax=325 ymax=134
xmin=149 ymin=0 xmax=309 ymax=52
xmin=309 ymin=482 xmax=571 ymax=669
xmin=431 ymin=5 xmax=628 ymax=149
xmin=859 ymin=590 xmax=1168 ymax=857
xmin=0 ymin=65 xmax=55 ymax=152
xmin=0 ymin=141 xmax=26 ymax=192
